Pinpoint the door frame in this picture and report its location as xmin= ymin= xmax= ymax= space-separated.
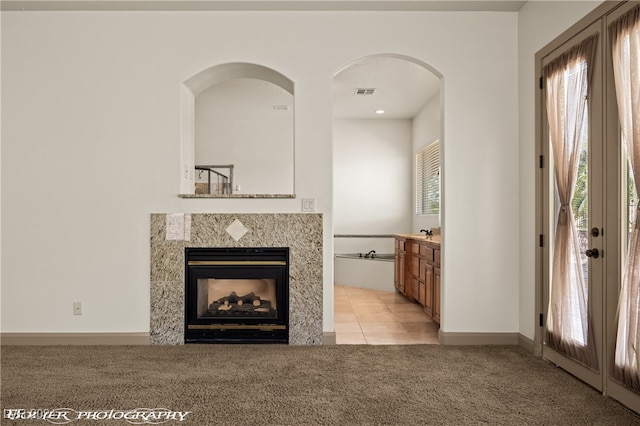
xmin=535 ymin=0 xmax=640 ymax=413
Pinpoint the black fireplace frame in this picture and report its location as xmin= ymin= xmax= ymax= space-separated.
xmin=184 ymin=247 xmax=289 ymax=344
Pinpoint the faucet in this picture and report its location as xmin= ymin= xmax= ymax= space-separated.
xmin=364 ymin=250 xmax=376 ymax=259
xmin=420 ymin=229 xmax=433 ymax=237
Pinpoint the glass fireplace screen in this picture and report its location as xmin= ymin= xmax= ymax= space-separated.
xmin=197 ymin=278 xmax=277 ymax=319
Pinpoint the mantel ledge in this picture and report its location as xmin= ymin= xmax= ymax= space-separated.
xmin=179 ymin=193 xmax=296 ymax=199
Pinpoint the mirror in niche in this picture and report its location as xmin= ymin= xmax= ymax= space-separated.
xmin=186 ymin=63 xmax=295 ymax=197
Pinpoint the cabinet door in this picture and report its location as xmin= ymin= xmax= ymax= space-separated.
xmin=418 ymin=259 xmax=428 ymax=306
xmin=411 ymin=277 xmax=420 ymax=303
xmin=424 ymin=263 xmax=434 ymax=317
xmin=418 ymin=259 xmax=427 ymax=281
xmin=411 ymin=254 xmax=420 ymax=278
xmin=433 ymin=267 xmax=441 ymax=324
xmin=394 ymin=251 xmax=406 ymax=294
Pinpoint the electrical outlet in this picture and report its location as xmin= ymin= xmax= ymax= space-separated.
xmin=73 ymin=301 xmax=83 ymax=315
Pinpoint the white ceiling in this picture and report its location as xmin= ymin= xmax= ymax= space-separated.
xmin=333 ymin=56 xmax=441 ymax=120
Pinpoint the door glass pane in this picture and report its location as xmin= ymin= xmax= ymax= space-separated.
xmin=551 ymin=95 xmax=590 ymax=347
xmin=570 ymin=117 xmax=590 ymax=345
xmin=624 ymin=157 xmax=637 ymax=257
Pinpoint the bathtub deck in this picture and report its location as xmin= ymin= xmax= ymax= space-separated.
xmin=334 ymin=284 xmax=439 ymax=345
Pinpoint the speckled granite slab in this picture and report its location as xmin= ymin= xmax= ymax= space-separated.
xmin=150 ymin=213 xmax=323 ymax=345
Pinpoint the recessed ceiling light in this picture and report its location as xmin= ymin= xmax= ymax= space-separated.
xmin=375 ymin=110 xmax=385 ymax=114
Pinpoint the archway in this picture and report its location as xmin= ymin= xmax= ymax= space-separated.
xmin=332 ymin=54 xmax=444 ymax=345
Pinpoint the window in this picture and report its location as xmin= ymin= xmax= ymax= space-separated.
xmin=416 ymin=140 xmax=440 ymax=215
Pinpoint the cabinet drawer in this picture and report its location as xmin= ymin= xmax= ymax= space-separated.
xmin=419 ymin=244 xmax=434 ymax=261
xmin=410 ymin=242 xmax=419 ymax=255
xmin=434 ymin=249 xmax=441 ymax=266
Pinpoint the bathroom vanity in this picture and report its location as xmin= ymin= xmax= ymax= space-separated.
xmin=394 ymin=234 xmax=441 ymax=325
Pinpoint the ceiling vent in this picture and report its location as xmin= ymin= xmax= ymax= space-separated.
xmin=354 ymin=88 xmax=376 ymax=96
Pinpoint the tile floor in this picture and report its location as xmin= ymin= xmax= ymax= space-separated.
xmin=334 ymin=284 xmax=440 ymax=345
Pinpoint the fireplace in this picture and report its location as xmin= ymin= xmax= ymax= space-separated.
xmin=184 ymin=247 xmax=289 ymax=343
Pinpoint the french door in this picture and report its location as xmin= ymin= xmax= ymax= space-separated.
xmin=537 ymin=1 xmax=640 ymax=413
xmin=539 ymin=20 xmax=604 ymax=392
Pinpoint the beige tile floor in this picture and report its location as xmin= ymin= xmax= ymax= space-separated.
xmin=334 ymin=284 xmax=440 ymax=345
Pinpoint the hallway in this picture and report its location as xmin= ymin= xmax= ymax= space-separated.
xmin=334 ymin=284 xmax=439 ymax=345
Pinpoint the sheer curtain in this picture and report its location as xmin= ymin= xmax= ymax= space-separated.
xmin=610 ymin=5 xmax=640 ymax=394
xmin=544 ymin=34 xmax=599 ymax=370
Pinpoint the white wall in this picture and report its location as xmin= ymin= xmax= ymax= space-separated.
xmin=333 ymin=119 xmax=412 ymax=235
xmin=437 ymin=15 xmax=519 ymax=333
xmin=413 ymin=93 xmax=442 ymax=233
xmin=332 ymin=118 xmax=411 ymax=291
xmin=2 ymin=10 xmax=519 ymax=337
xmin=517 ymin=0 xmax=603 ymax=340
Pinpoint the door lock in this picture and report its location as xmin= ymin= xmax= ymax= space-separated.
xmin=591 ymin=227 xmax=601 ymax=237
xmin=585 ymin=248 xmax=600 ymax=258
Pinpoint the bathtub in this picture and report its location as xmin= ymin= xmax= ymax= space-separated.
xmin=334 ymin=253 xmax=395 ymax=292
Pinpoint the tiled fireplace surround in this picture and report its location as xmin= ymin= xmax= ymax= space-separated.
xmin=150 ymin=213 xmax=323 ymax=345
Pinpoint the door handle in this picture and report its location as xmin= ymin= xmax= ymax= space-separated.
xmin=585 ymin=248 xmax=600 ymax=258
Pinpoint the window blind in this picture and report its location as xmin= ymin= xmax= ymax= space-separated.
xmin=416 ymin=140 xmax=440 ymax=215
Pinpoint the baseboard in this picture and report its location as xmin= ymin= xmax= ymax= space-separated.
xmin=438 ymin=331 xmax=519 ymax=346
xmin=1 ymin=332 xmax=150 ymax=345
xmin=323 ymin=331 xmax=336 ymax=345
xmin=518 ymin=333 xmax=534 ymax=353
xmin=1 ymin=331 xmax=527 ymax=348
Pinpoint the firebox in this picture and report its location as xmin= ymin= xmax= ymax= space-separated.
xmin=184 ymin=247 xmax=289 ymax=344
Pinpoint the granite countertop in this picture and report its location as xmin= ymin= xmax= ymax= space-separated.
xmin=393 ymin=233 xmax=441 ymax=245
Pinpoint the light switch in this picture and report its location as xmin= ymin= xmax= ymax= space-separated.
xmin=302 ymin=198 xmax=316 ymax=212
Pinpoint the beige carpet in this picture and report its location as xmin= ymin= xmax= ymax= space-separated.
xmin=1 ymin=345 xmax=639 ymax=425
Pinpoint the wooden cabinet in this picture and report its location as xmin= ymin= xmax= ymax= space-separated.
xmin=409 ymin=242 xmax=422 ymax=305
xmin=394 ymin=237 xmax=406 ymax=296
xmin=424 ymin=262 xmax=434 ymax=317
xmin=433 ymin=266 xmax=441 ymax=324
xmin=394 ymin=235 xmax=441 ymax=326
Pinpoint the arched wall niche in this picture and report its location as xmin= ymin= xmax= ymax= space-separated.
xmin=179 ymin=62 xmax=295 ymax=197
